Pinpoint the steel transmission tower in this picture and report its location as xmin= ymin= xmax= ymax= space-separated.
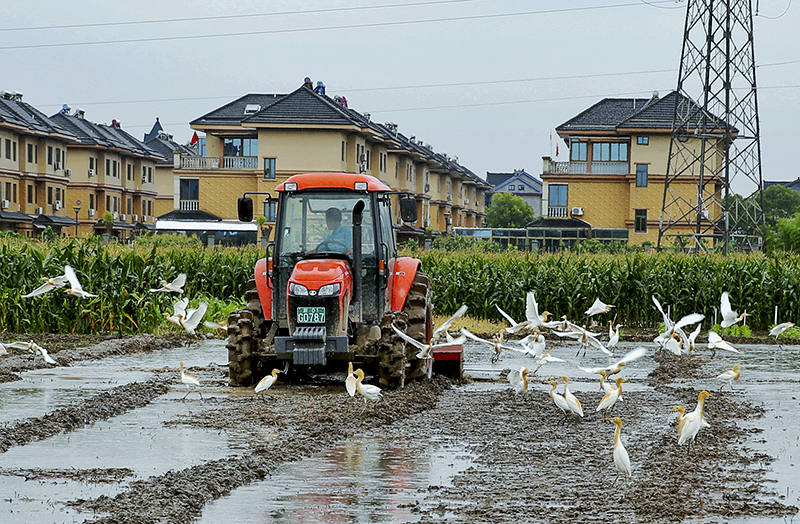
xmin=658 ymin=0 xmax=764 ymax=253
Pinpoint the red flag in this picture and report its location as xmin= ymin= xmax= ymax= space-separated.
xmin=190 ymin=132 xmax=199 ymax=145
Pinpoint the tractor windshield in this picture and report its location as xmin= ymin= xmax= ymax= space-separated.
xmin=278 ymin=192 xmax=375 ymax=261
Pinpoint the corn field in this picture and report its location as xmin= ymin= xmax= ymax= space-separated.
xmin=3 ymin=237 xmax=798 ymax=334
xmin=0 ymin=237 xmax=259 ymax=334
xmin=416 ymin=249 xmax=800 ymax=331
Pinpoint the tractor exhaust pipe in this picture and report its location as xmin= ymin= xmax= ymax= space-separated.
xmin=351 ymin=200 xmax=365 ymax=322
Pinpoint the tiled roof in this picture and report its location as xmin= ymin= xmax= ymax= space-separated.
xmin=145 ymin=132 xmax=197 ymax=164
xmin=0 ymin=97 xmax=76 ymax=139
xmin=557 ymin=97 xmax=651 ymax=132
xmin=244 ymin=87 xmax=364 ymax=126
xmin=51 ymin=112 xmax=165 ymax=159
xmin=0 ymin=210 xmax=33 ymax=222
xmin=156 ymin=209 xmax=222 ymax=221
xmin=190 ymin=93 xmax=286 ymax=127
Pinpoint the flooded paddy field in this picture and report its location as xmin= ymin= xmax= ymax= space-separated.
xmin=0 ymin=333 xmax=798 ymax=523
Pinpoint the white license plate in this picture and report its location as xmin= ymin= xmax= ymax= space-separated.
xmin=297 ymin=307 xmax=325 ymax=324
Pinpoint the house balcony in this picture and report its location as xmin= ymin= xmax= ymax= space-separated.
xmin=548 ymin=206 xmax=569 ymax=218
xmin=180 ymin=156 xmax=258 ymax=170
xmin=180 ymin=199 xmax=200 ymax=211
xmin=542 ymin=157 xmax=629 ymax=175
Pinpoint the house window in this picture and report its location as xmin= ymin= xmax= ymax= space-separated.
xmin=592 ymin=142 xmax=628 ymax=162
xmin=28 ymin=185 xmax=33 ymax=204
xmin=47 ymin=186 xmax=53 ymax=205
xmin=636 ymin=164 xmax=648 ymax=187
xmin=5 ymin=139 xmax=11 ymax=159
xmin=264 ymin=199 xmax=277 ymax=222
xmin=223 ymin=138 xmax=257 ymax=157
xmin=637 ymin=136 xmax=649 ymax=145
xmin=508 ymin=185 xmax=515 ymax=191
xmin=27 ymin=144 xmax=34 ymax=163
xmin=90 ymin=194 xmax=95 ymax=210
xmin=549 ymin=184 xmax=568 ymax=207
xmin=106 ymin=159 xmax=110 ymax=176
xmin=12 ymin=183 xmax=16 ymax=202
xmin=570 ymin=140 xmax=587 ymax=161
xmin=263 ymin=157 xmax=276 ymax=179
xmin=180 ymin=179 xmax=200 ymax=201
xmin=635 ymin=209 xmax=647 ymax=233
xmin=198 ymin=137 xmax=206 ymax=157
xmin=127 ymin=164 xmax=132 ymax=181
xmin=518 ymin=185 xmax=524 ymax=191
xmin=47 ymin=146 xmax=53 ymax=164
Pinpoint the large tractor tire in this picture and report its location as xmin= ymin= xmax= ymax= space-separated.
xmin=377 ymin=272 xmax=433 ymax=389
xmin=227 ymin=279 xmax=269 ymax=387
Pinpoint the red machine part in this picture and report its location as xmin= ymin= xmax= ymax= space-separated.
xmin=389 ymin=256 xmax=421 ymax=312
xmin=254 ymin=257 xmax=273 ymax=321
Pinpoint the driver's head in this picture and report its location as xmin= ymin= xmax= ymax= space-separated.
xmin=325 ymin=207 xmax=342 ymax=230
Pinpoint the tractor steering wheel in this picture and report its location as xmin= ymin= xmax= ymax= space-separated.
xmin=316 ymin=239 xmax=350 ymax=254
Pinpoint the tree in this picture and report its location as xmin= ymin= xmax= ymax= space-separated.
xmin=763 ymin=185 xmax=800 ymax=226
xmin=485 ymin=193 xmax=535 ymax=228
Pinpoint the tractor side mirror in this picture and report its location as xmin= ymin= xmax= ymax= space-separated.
xmin=238 ymin=197 xmax=254 ymax=222
xmin=399 ymin=196 xmax=417 ymax=223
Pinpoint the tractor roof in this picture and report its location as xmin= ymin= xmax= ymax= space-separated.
xmin=276 ymin=173 xmax=391 ymax=192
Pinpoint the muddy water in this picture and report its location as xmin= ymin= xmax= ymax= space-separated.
xmin=1 ymin=338 xmax=799 ymax=523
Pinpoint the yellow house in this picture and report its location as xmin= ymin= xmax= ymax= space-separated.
xmin=539 ymin=91 xmax=723 ymax=248
xmin=51 ymin=110 xmax=164 ymax=239
xmin=177 ymin=87 xmax=489 ymax=243
xmin=0 ymin=92 xmax=80 ymax=236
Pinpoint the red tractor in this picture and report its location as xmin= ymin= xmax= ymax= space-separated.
xmin=227 ymin=173 xmax=433 ymax=388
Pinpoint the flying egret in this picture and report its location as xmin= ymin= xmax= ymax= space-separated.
xmin=391 ymin=324 xmax=466 ymax=379
xmin=720 ymin=291 xmax=749 ymax=329
xmin=345 ymin=362 xmax=357 ymax=397
xmin=544 ymin=380 xmax=570 ymax=420
xmin=553 ymin=324 xmax=610 ymax=357
xmin=0 ymin=342 xmax=7 ymax=356
xmin=543 ymin=315 xmax=581 ymax=332
xmin=596 ymin=377 xmax=628 ymax=414
xmin=166 ymin=298 xmax=208 ymax=335
xmin=6 ymin=340 xmax=57 ymax=364
xmin=64 ymin=265 xmax=98 ymax=298
xmin=179 ymin=361 xmax=202 ymax=400
xmin=707 ymin=331 xmax=738 ymax=358
xmin=496 ymin=291 xmax=550 ymax=334
xmin=460 ymin=328 xmax=526 ymax=363
xmin=605 ymin=417 xmax=632 ymax=485
xmin=578 ymin=346 xmax=647 ymax=376
xmin=519 ymin=333 xmax=546 ymax=358
xmin=507 ymin=367 xmax=532 ymax=395
xmin=355 ymin=368 xmax=383 ymax=404
xmin=607 ymin=321 xmax=621 ymax=348
xmin=21 ymin=273 xmax=69 ymax=298
xmin=532 ymin=348 xmax=564 ymax=373
xmin=652 ymin=295 xmax=704 ymax=355
xmin=685 ymin=324 xmax=702 ymax=354
xmin=769 ymin=321 xmax=794 ymax=339
xmin=150 ymin=273 xmax=187 ymax=293
xmin=562 ymin=376 xmax=584 ymax=418
xmin=255 ymin=368 xmax=282 ymax=394
xmin=585 ymin=298 xmax=614 ymax=317
xmin=203 ymin=320 xmax=227 ymax=331
xmin=715 ymin=364 xmax=741 ymax=391
xmin=679 ymin=390 xmax=713 ymax=446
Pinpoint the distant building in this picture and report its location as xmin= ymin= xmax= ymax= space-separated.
xmin=764 ymin=178 xmax=800 ymax=194
xmin=143 ymin=120 xmax=198 ymax=222
xmin=485 ymin=169 xmax=543 ymax=217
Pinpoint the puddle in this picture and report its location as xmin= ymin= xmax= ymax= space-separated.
xmin=197 ymin=435 xmax=475 ymax=523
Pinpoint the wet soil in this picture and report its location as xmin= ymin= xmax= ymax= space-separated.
xmin=1 ymin=334 xmax=797 ymax=523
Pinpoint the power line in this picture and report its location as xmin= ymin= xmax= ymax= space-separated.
xmin=0 ymin=1 xmax=679 ymax=51
xmin=0 ymin=0 xmax=479 ymax=33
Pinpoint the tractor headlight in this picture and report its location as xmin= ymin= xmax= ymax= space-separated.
xmin=317 ymin=283 xmax=341 ymax=297
xmin=289 ymin=282 xmax=309 ymax=296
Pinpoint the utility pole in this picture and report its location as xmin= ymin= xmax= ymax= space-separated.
xmin=658 ymin=0 xmax=765 ymax=254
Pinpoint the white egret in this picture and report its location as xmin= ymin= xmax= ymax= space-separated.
xmin=544 ymin=380 xmax=570 ymax=419
xmin=166 ymin=298 xmax=208 ymax=335
xmin=179 ymin=361 xmax=202 ymax=400
xmin=520 ymin=333 xmax=546 ymax=358
xmin=607 ymin=321 xmax=621 ymax=348
xmin=255 ymin=368 xmax=282 ymax=393
xmin=355 ymin=368 xmax=382 ymax=404
xmin=679 ymin=390 xmax=713 ymax=446
xmin=578 ymin=346 xmax=647 ymax=376
xmin=150 ymin=273 xmax=187 ymax=293
xmin=597 ymin=371 xmax=617 ymax=394
xmin=391 ymin=323 xmax=465 ymax=378
xmin=605 ymin=417 xmax=632 ymax=485
xmin=460 ymin=328 xmax=526 ymax=363
xmin=562 ymin=376 xmax=584 ymax=418
xmin=64 ymin=265 xmax=98 ymax=298
xmin=507 ymin=367 xmax=532 ymax=395
xmin=6 ymin=340 xmax=57 ymax=364
xmin=720 ymin=291 xmax=749 ymax=329
xmin=715 ymin=364 xmax=741 ymax=391
xmin=553 ymin=325 xmax=611 ymax=357
xmin=496 ymin=291 xmax=550 ymax=334
xmin=707 ymin=331 xmax=738 ymax=358
xmin=0 ymin=342 xmax=7 ymax=356
xmin=345 ymin=362 xmax=357 ymax=397
xmin=585 ymin=298 xmax=614 ymax=317
xmin=685 ymin=324 xmax=702 ymax=354
xmin=596 ymin=377 xmax=628 ymax=414
xmin=21 ymin=273 xmax=69 ymax=298
xmin=532 ymin=348 xmax=564 ymax=373
xmin=670 ymin=405 xmax=687 ymax=437
xmin=769 ymin=322 xmax=794 ymax=339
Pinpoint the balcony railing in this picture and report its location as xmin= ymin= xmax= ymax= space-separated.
xmin=542 ymin=159 xmax=629 ymax=175
xmin=548 ymin=206 xmax=569 ymax=217
xmin=180 ymin=156 xmax=258 ymax=170
xmin=180 ymin=199 xmax=200 ymax=211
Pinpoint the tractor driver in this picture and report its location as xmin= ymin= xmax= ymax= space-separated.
xmin=317 ymin=207 xmax=353 ymax=254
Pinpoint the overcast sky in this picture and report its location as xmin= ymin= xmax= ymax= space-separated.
xmin=4 ymin=0 xmax=799 ymax=192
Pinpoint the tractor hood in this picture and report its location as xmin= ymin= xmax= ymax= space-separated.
xmin=289 ymin=259 xmax=352 ymax=292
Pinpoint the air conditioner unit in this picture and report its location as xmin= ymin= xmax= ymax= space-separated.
xmin=35 ymin=207 xmax=43 ymax=214
xmin=65 ymin=168 xmax=72 ymax=178
xmin=359 ymin=153 xmax=368 ymax=162
xmin=121 ymin=214 xmax=127 ymax=221
xmin=1 ymin=199 xmax=9 ymax=209
xmin=113 ymin=212 xmax=119 ymax=220
xmin=142 ymin=214 xmax=148 ymax=222
xmin=571 ymin=207 xmax=584 ymax=216
xmin=88 ymin=168 xmax=96 ymax=177
xmin=465 ymin=199 xmax=470 ymax=205
xmin=54 ymin=161 xmax=62 ymax=170
xmin=54 ymin=200 xmax=62 ymax=211
xmin=424 ymin=184 xmax=430 ymax=192
xmin=142 ymin=175 xmax=148 ymax=183
xmin=133 ymin=214 xmax=139 ymax=222
xmin=88 ymin=209 xmax=95 ymax=217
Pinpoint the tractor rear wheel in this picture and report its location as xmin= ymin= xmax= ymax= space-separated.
xmin=227 ymin=279 xmax=269 ymax=387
